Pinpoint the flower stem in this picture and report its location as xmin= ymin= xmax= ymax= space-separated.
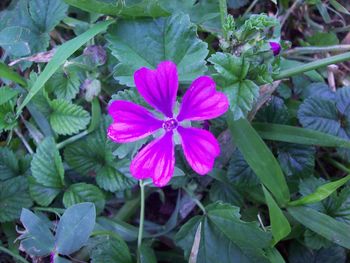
xmin=137 ymin=180 xmax=146 ymax=262
xmin=56 ymin=130 xmax=89 ymax=149
xmin=274 ymin=51 xmax=350 ymax=80
xmin=283 ymin=44 xmax=350 ymax=55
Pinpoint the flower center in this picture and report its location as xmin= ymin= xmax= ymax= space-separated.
xmin=162 ymin=118 xmax=178 ymax=132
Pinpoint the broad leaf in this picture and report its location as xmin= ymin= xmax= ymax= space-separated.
xmin=47 ymin=69 xmax=81 ymax=101
xmin=55 ymin=203 xmax=96 ymax=255
xmin=209 ymin=52 xmax=259 ymax=120
xmin=50 ymin=99 xmax=90 ymax=135
xmin=0 ymin=177 xmax=33 ymax=222
xmin=107 ymin=13 xmax=208 ymax=87
xmin=176 ymin=202 xmax=272 ymax=263
xmin=63 ymin=183 xmax=105 ymax=214
xmin=0 ymin=87 xmax=19 ymax=105
xmin=90 ymin=234 xmax=132 ymax=263
xmin=18 ymin=209 xmax=55 ymax=256
xmin=31 ymin=137 xmax=65 ymax=188
xmin=28 ymin=177 xmax=61 ymax=207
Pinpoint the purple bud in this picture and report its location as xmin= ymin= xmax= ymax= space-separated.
xmin=83 ymin=45 xmax=107 ymax=65
xmin=269 ymin=42 xmax=281 ymax=56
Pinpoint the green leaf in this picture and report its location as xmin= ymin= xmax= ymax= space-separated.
xmin=18 ymin=208 xmax=55 ymax=256
xmin=333 ymin=187 xmax=350 ymax=224
xmin=90 ymin=234 xmax=132 ymax=263
xmin=28 ymin=177 xmax=61 ymax=207
xmin=50 ymin=99 xmax=90 ymax=135
xmin=0 ymin=147 xmax=19 ymax=181
xmin=329 ymin=0 xmax=350 ymax=15
xmin=55 ymin=203 xmax=96 ymax=255
xmin=63 ymin=183 xmax=105 ymax=214
xmin=254 ymin=96 xmax=290 ymax=124
xmin=16 ymin=20 xmax=113 ymax=115
xmin=65 ymin=118 xmax=136 ymax=192
xmin=277 ymin=143 xmax=315 ymax=178
xmin=0 ymin=87 xmax=19 ymax=106
xmin=107 ymin=13 xmax=208 ymax=87
xmin=139 ymin=244 xmax=157 ymax=263
xmin=96 ymin=217 xmax=139 ymax=242
xmin=289 ymin=175 xmax=350 ymax=206
xmin=306 ymin=32 xmax=339 ymax=46
xmin=31 ymin=137 xmax=65 ymax=188
xmin=209 ymin=52 xmax=259 ymax=120
xmin=0 ymin=62 xmax=26 ymax=86
xmin=227 ymin=117 xmax=290 ymax=205
xmin=253 ymin=123 xmax=350 ymax=149
xmin=288 ymin=206 xmax=350 ymax=249
xmin=0 ymin=177 xmax=33 ymax=222
xmin=28 ymin=0 xmax=68 ymax=32
xmin=176 ymin=202 xmax=272 ymax=263
xmin=288 ymin=242 xmax=346 ymax=263
xmin=263 ymin=187 xmax=291 ymax=244
xmin=46 ymin=70 xmax=81 ymax=101
xmin=64 ymin=0 xmax=168 ymax=17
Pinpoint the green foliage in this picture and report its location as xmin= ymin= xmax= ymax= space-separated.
xmin=46 ymin=69 xmax=81 ymax=101
xmin=176 ymin=202 xmax=272 ymax=263
xmin=107 ymin=13 xmax=208 ymax=87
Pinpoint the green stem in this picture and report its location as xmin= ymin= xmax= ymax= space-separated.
xmin=283 ymin=44 xmax=350 ymax=55
xmin=218 ymin=0 xmax=227 ymax=37
xmin=243 ymin=0 xmax=259 ymax=16
xmin=0 ymin=246 xmax=30 ymax=263
xmin=325 ymin=158 xmax=350 ymax=174
xmin=183 ymin=187 xmax=206 ymax=214
xmin=274 ymin=51 xmax=350 ymax=80
xmin=57 ymin=130 xmax=89 ymax=150
xmin=137 ymin=180 xmax=146 ymax=263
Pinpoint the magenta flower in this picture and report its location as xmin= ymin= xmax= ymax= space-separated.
xmin=107 ymin=61 xmax=229 ymax=187
xmin=269 ymin=41 xmax=281 ymax=56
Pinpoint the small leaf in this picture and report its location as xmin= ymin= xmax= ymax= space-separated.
xmin=0 ymin=147 xmax=19 ymax=181
xmin=18 ymin=208 xmax=55 ymax=256
xmin=55 ymin=203 xmax=96 ymax=255
xmin=28 ymin=176 xmax=61 ymax=207
xmin=289 ymin=175 xmax=350 ymax=206
xmin=50 ymin=99 xmax=90 ymax=135
xmin=0 ymin=177 xmax=33 ymax=222
xmin=107 ymin=13 xmax=208 ymax=87
xmin=263 ymin=187 xmax=291 ymax=244
xmin=0 ymin=62 xmax=26 ymax=86
xmin=63 ymin=183 xmax=105 ymax=214
xmin=31 ymin=137 xmax=65 ymax=188
xmin=47 ymin=70 xmax=81 ymax=101
xmin=0 ymin=87 xmax=19 ymax=105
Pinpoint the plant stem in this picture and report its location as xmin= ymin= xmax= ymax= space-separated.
xmin=0 ymin=246 xmax=30 ymax=263
xmin=14 ymin=128 xmax=34 ymax=154
xmin=57 ymin=130 xmax=89 ymax=149
xmin=325 ymin=158 xmax=350 ymax=174
xmin=274 ymin=51 xmax=350 ymax=80
xmin=243 ymin=0 xmax=259 ymax=16
xmin=283 ymin=44 xmax=350 ymax=55
xmin=137 ymin=180 xmax=146 ymax=263
xmin=218 ymin=0 xmax=227 ymax=37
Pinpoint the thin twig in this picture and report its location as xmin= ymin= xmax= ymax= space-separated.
xmin=14 ymin=128 xmax=34 ymax=154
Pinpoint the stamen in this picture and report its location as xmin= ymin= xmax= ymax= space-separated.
xmin=162 ymin=118 xmax=178 ymax=132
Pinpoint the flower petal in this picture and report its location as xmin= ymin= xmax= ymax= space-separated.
xmin=177 ymin=126 xmax=220 ymax=175
xmin=134 ymin=61 xmax=178 ymax=118
xmin=107 ymin=100 xmax=162 ymax=143
xmin=131 ymin=132 xmax=175 ymax=187
xmin=177 ymin=76 xmax=229 ymax=122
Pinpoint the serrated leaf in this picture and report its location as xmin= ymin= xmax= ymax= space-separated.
xmin=209 ymin=52 xmax=259 ymax=120
xmin=332 ymin=187 xmax=350 ymax=224
xmin=0 ymin=177 xmax=33 ymax=222
xmin=0 ymin=87 xmax=19 ymax=105
xmin=0 ymin=147 xmax=19 ymax=181
xmin=64 ymin=118 xmax=136 ymax=192
xmin=63 ymin=183 xmax=105 ymax=214
xmin=29 ymin=0 xmax=68 ymax=32
xmin=18 ymin=208 xmax=55 ymax=256
xmin=55 ymin=203 xmax=96 ymax=255
xmin=90 ymin=234 xmax=132 ymax=263
xmin=50 ymin=99 xmax=90 ymax=135
xmin=254 ymin=96 xmax=290 ymax=124
xmin=31 ymin=137 xmax=65 ymax=188
xmin=47 ymin=70 xmax=81 ymax=101
xmin=28 ymin=176 xmax=61 ymax=207
xmin=289 ymin=242 xmax=346 ymax=263
xmin=277 ymin=143 xmax=315 ymax=178
xmin=176 ymin=202 xmax=272 ymax=263
xmin=107 ymin=13 xmax=208 ymax=87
